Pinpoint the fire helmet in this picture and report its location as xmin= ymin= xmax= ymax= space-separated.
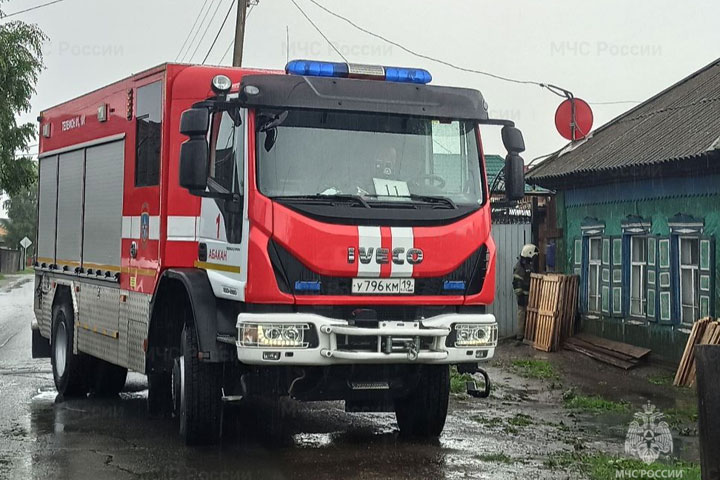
xmin=520 ymin=244 xmax=539 ymax=259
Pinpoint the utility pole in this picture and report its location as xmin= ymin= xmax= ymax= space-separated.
xmin=232 ymin=0 xmax=248 ymax=67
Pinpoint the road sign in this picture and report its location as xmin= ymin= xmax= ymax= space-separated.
xmin=555 ymin=98 xmax=594 ymax=141
xmin=20 ymin=237 xmax=33 ymax=249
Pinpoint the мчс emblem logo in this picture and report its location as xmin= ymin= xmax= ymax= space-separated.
xmin=624 ymin=402 xmax=673 ymax=465
xmin=140 ymin=212 xmax=150 ymax=244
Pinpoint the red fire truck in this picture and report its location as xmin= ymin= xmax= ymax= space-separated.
xmin=32 ymin=60 xmax=526 ymax=445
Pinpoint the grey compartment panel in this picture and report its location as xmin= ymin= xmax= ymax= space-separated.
xmin=56 ymin=150 xmax=84 ymax=266
xmin=37 ymin=155 xmax=58 ymax=262
xmin=83 ymin=141 xmax=124 ymax=269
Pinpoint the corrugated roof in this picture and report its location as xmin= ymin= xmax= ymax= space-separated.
xmin=528 ymin=58 xmax=720 ymax=184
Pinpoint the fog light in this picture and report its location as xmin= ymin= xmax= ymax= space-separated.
xmin=454 ymin=324 xmax=497 ymax=347
xmin=240 ymin=323 xmax=310 ymax=348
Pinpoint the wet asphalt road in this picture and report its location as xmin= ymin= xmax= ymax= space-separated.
xmin=0 ymin=275 xmax=653 ymax=480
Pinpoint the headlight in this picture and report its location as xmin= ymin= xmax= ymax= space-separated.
xmin=454 ymin=324 xmax=497 ymax=347
xmin=240 ymin=323 xmax=310 ymax=348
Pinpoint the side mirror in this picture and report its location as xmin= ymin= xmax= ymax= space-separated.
xmin=179 ymin=107 xmax=211 ymax=193
xmin=501 ymin=126 xmax=526 ymax=154
xmin=180 ymin=138 xmax=209 ymax=191
xmin=504 ymin=153 xmax=525 ymax=202
xmin=180 ymin=108 xmax=210 ymax=137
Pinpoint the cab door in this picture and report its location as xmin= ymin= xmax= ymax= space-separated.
xmin=196 ymin=107 xmax=249 ymax=301
xmin=122 ymin=78 xmax=164 ymax=294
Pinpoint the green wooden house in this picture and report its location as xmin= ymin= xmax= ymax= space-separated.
xmin=527 ymin=58 xmax=720 ymax=363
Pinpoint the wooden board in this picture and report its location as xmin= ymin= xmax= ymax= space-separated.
xmin=564 ymin=340 xmax=637 ymax=370
xmin=565 ymin=336 xmax=637 ymax=362
xmin=674 ymin=318 xmax=714 ymax=387
xmin=574 ymin=333 xmax=651 ymax=360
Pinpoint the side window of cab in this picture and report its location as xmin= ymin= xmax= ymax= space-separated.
xmin=208 ymin=110 xmax=241 ymax=193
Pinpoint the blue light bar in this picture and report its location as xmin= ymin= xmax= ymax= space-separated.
xmin=286 ymin=60 xmax=348 ymax=78
xmin=294 ymin=281 xmax=321 ymax=292
xmin=443 ymin=281 xmax=466 ymax=292
xmin=285 ymin=59 xmax=432 ymax=85
xmin=385 ymin=67 xmax=432 ymax=85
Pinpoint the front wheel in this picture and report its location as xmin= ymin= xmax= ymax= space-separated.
xmin=51 ymin=300 xmax=90 ymax=397
xmin=172 ymin=325 xmax=223 ymax=445
xmin=394 ymin=365 xmax=450 ymax=438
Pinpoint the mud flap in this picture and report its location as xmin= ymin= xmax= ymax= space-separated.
xmin=32 ymin=328 xmax=51 ymax=359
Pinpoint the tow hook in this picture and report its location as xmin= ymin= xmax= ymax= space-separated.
xmin=406 ymin=336 xmax=420 ymax=361
xmin=466 ymin=368 xmax=491 ymax=399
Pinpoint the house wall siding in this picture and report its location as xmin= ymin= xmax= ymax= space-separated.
xmin=555 ymin=174 xmax=720 ymax=363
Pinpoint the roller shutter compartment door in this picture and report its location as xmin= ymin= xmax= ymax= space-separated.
xmin=56 ymin=150 xmax=84 ymax=269
xmin=37 ymin=155 xmax=58 ymax=265
xmin=82 ymin=141 xmax=125 ymax=272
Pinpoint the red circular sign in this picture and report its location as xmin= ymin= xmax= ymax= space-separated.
xmin=555 ymin=98 xmax=593 ymax=140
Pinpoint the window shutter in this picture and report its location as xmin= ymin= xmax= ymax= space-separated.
xmin=580 ymin=237 xmax=589 ymax=313
xmin=621 ymin=235 xmax=631 ymax=318
xmin=601 ymin=237 xmax=612 ymax=315
xmin=611 ymin=237 xmax=623 ymax=317
xmin=646 ymin=237 xmax=658 ymax=322
xmin=699 ymin=236 xmax=715 ymax=318
xmin=656 ymin=237 xmax=673 ymax=324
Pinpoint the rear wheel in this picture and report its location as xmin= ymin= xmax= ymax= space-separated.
xmin=173 ymin=325 xmax=223 ymax=445
xmin=51 ymin=300 xmax=90 ymax=397
xmin=394 ymin=365 xmax=450 ymax=438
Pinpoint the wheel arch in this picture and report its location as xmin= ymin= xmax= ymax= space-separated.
xmin=148 ymin=268 xmax=230 ymax=372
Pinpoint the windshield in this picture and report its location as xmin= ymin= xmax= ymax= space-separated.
xmin=256 ymin=109 xmax=484 ymax=206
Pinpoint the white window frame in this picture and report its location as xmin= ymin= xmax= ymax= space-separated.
xmin=629 ymin=236 xmax=647 ymax=317
xmin=679 ymin=236 xmax=700 ymax=325
xmin=588 ymin=236 xmax=602 ymax=313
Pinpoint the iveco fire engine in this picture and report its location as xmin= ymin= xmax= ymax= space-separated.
xmin=32 ymin=60 xmax=527 ymax=445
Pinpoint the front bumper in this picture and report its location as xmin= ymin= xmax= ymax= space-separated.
xmin=235 ymin=312 xmax=497 ymax=365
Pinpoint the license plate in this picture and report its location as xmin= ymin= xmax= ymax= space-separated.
xmin=351 ymin=278 xmax=415 ymax=295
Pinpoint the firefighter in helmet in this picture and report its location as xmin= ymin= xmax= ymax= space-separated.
xmin=513 ymin=244 xmax=539 ymax=341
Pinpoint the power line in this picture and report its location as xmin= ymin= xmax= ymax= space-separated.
xmin=202 ymin=0 xmax=237 ymax=64
xmin=188 ymin=0 xmax=227 ymax=63
xmin=289 ymin=0 xmax=347 ymax=63
xmin=220 ymin=4 xmax=255 ymax=64
xmin=306 ymin=0 xmax=537 ymax=86
xmin=180 ymin=0 xmax=218 ymax=62
xmin=176 ymin=0 xmax=212 ymax=61
xmin=305 ymin=0 xmax=642 ymax=106
xmin=1 ymin=0 xmax=65 ymax=19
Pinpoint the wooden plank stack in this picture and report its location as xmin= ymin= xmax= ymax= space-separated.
xmin=674 ymin=318 xmax=719 ymax=387
xmin=523 ymin=274 xmax=543 ymax=342
xmin=564 ymin=333 xmax=651 ymax=370
xmin=524 ymin=273 xmax=580 ymax=352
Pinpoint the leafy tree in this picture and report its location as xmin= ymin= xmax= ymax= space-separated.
xmin=1 ymin=178 xmax=37 ymax=255
xmin=0 ymin=2 xmax=47 ymax=196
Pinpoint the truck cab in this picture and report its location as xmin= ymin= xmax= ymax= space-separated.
xmin=174 ymin=61 xmax=526 ymax=442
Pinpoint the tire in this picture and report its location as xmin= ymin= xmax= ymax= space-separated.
xmin=90 ymin=359 xmax=127 ymax=397
xmin=394 ymin=365 xmax=450 ymax=438
xmin=147 ymin=372 xmax=173 ymax=417
xmin=173 ymin=325 xmax=223 ymax=445
xmin=51 ymin=300 xmax=90 ymax=397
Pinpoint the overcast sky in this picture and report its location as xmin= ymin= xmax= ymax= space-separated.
xmin=4 ymin=0 xmax=720 ymax=216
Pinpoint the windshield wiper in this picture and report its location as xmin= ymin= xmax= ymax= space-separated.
xmin=407 ymin=194 xmax=457 ymax=209
xmin=364 ymin=194 xmax=457 ymax=209
xmin=273 ymin=194 xmax=371 ymax=208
